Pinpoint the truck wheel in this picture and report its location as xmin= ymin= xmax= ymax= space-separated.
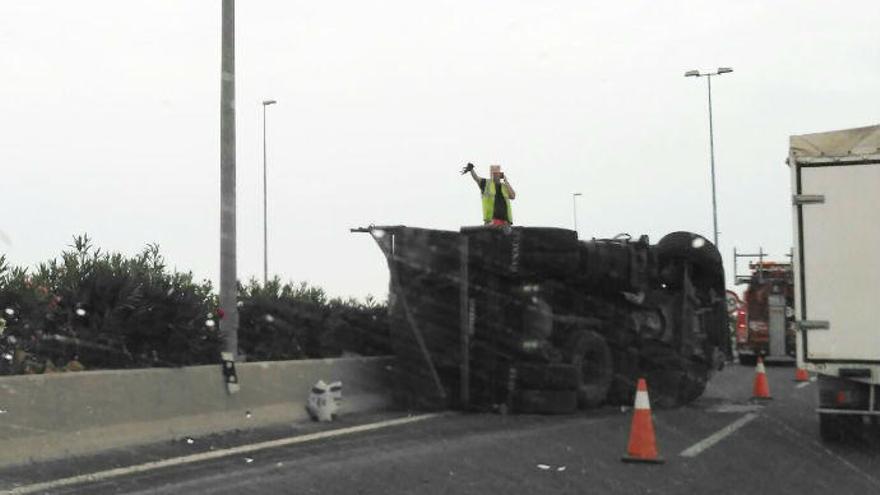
xmin=819 ymin=413 xmax=844 ymax=442
xmin=517 ymin=227 xmax=579 ymax=252
xmin=819 ymin=413 xmax=861 ymax=442
xmin=515 ymin=227 xmax=580 ymax=278
xmin=655 ymin=231 xmax=724 ymax=287
xmin=514 ymin=389 xmax=578 ymax=414
xmin=679 ymin=362 xmax=710 ymax=404
xmin=565 ymin=330 xmax=613 ymax=409
xmin=516 ymin=363 xmax=580 ymax=390
xmin=645 ymin=370 xmax=685 ymax=409
xmin=638 ymin=341 xmax=701 ymax=408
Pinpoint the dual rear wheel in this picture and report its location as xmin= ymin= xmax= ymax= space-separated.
xmin=510 ymin=329 xmax=613 ymax=414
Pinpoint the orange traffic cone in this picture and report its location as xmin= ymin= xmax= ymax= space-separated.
xmin=753 ymin=357 xmax=772 ymax=400
xmin=794 ymin=367 xmax=809 ymax=382
xmin=621 ymin=378 xmax=664 ymax=464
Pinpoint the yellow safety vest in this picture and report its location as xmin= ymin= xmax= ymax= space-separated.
xmin=482 ymin=180 xmax=512 ymax=224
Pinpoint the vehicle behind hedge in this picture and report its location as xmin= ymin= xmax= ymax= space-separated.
xmin=355 ymin=225 xmax=729 ymax=413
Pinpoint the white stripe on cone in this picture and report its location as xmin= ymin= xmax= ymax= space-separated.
xmin=756 ymin=360 xmax=766 ymax=374
xmin=634 ymin=389 xmax=650 ymax=410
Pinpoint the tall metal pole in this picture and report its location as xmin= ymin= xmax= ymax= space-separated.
xmin=262 ymin=103 xmax=268 ymax=286
xmin=686 ymin=67 xmax=731 ymax=249
xmin=706 ymin=75 xmax=719 ymax=248
xmin=220 ymin=0 xmax=239 ymax=359
xmin=261 ymin=100 xmax=276 ymax=287
xmin=572 ymin=193 xmax=582 ymax=234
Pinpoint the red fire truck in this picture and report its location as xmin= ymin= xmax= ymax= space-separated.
xmin=733 ymin=251 xmax=796 ymax=364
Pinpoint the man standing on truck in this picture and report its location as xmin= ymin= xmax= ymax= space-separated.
xmin=461 ymin=163 xmax=516 ymax=226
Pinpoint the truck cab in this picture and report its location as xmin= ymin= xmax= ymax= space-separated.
xmin=734 ymin=260 xmax=796 ymax=364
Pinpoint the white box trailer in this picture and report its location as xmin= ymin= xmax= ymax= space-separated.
xmin=789 ymin=124 xmax=880 ymax=441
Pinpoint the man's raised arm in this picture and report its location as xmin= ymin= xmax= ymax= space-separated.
xmin=461 ymin=162 xmax=482 ymax=186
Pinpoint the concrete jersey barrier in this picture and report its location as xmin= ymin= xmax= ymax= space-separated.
xmin=0 ymin=356 xmax=395 ymax=467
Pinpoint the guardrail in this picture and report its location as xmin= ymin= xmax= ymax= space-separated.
xmin=0 ymin=356 xmax=395 ymax=467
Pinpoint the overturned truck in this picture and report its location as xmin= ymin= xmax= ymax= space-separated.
xmin=355 ymin=225 xmax=729 ymax=413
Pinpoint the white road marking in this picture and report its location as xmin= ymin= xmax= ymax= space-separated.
xmin=707 ymin=403 xmax=763 ymax=414
xmin=6 ymin=413 xmax=445 ymax=495
xmin=796 ymin=381 xmax=812 ymax=389
xmin=680 ymin=413 xmax=759 ymax=458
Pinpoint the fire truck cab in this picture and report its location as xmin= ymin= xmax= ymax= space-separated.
xmin=734 ymin=252 xmax=796 ymax=364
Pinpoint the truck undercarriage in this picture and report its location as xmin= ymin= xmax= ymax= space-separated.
xmin=355 ymin=225 xmax=730 ymax=413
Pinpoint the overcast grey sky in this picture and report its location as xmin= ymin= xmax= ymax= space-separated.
xmin=2 ymin=1 xmax=878 ymax=299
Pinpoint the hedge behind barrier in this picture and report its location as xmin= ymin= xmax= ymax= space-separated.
xmin=0 ymin=235 xmax=389 ymax=375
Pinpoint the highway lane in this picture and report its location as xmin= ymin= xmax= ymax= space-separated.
xmin=6 ymin=364 xmax=880 ymax=494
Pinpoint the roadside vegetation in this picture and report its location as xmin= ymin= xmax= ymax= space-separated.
xmin=0 ymin=235 xmax=389 ymax=375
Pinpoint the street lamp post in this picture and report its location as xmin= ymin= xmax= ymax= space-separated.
xmin=572 ymin=192 xmax=582 ymax=235
xmin=261 ymin=99 xmax=277 ymax=286
xmin=220 ymin=0 xmax=239 ymax=359
xmin=685 ymin=67 xmax=733 ymax=248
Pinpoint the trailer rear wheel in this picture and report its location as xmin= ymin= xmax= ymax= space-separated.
xmin=820 ymin=413 xmax=844 ymax=442
xmin=819 ymin=413 xmax=862 ymax=443
xmin=566 ymin=330 xmax=613 ymax=409
xmin=514 ymin=389 xmax=578 ymax=414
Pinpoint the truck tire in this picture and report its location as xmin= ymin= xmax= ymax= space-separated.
xmin=819 ymin=413 xmax=861 ymax=443
xmin=515 ymin=227 xmax=579 ymax=278
xmin=514 ymin=389 xmax=578 ymax=415
xmin=655 ymin=231 xmax=724 ymax=290
xmin=517 ymin=227 xmax=579 ymax=252
xmin=516 ymin=363 xmax=580 ymax=390
xmin=680 ymin=361 xmax=710 ymax=404
xmin=819 ymin=413 xmax=843 ymax=442
xmin=565 ymin=330 xmax=613 ymax=408
xmin=643 ymin=370 xmax=682 ymax=409
xmin=637 ymin=341 xmax=709 ymax=408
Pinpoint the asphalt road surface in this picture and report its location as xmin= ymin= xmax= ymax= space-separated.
xmin=4 ymin=364 xmax=879 ymax=494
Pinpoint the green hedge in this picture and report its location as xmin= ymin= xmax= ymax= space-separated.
xmin=237 ymin=279 xmax=390 ymax=361
xmin=0 ymin=235 xmax=389 ymax=375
